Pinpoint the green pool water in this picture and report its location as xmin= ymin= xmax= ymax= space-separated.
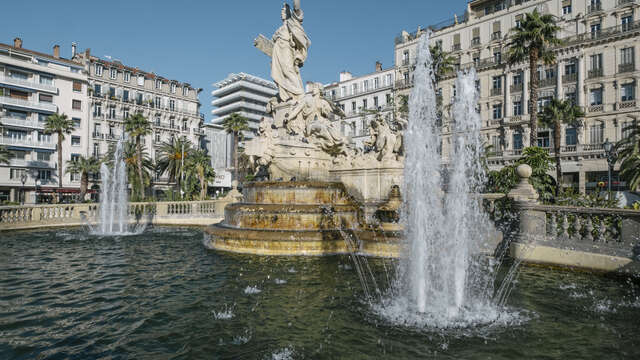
xmin=1 ymin=227 xmax=638 ymax=359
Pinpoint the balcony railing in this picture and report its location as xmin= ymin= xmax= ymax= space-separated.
xmin=618 ymin=0 xmax=637 ymax=6
xmin=9 ymin=159 xmax=54 ymax=168
xmin=491 ymin=31 xmax=502 ymax=41
xmin=619 ymin=100 xmax=637 ymax=109
xmin=564 ymin=73 xmax=577 ymax=84
xmin=0 ymin=96 xmax=57 ymax=113
xmin=0 ymin=74 xmax=57 ymax=93
xmin=588 ymin=3 xmax=602 ymax=13
xmin=0 ymin=137 xmax=56 ymax=149
xmin=589 ymin=104 xmax=604 ymax=112
xmin=471 ymin=37 xmax=481 ymax=46
xmin=618 ymin=63 xmax=635 ymax=73
xmin=583 ymin=143 xmax=604 ymax=151
xmin=92 ymin=132 xmax=104 ymax=139
xmin=0 ymin=117 xmax=45 ymax=129
xmin=588 ymin=68 xmax=603 ymax=79
xmin=510 ymin=83 xmax=523 ymax=93
xmin=490 ymin=87 xmax=503 ymax=96
xmin=539 ymin=77 xmax=556 ymax=88
xmin=452 ymin=44 xmax=461 ymax=51
xmin=395 ymin=79 xmax=413 ymax=89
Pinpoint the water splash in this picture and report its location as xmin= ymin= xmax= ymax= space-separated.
xmin=92 ymin=139 xmax=144 ymax=236
xmin=375 ymin=33 xmax=519 ymax=329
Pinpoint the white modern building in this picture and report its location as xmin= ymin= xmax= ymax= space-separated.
xmin=323 ymin=62 xmax=396 ymax=149
xmin=211 ymin=73 xmax=277 ymax=140
xmin=394 ymin=0 xmax=640 ymax=193
xmin=0 ymin=38 xmax=89 ymax=203
xmin=201 ymin=122 xmax=232 ymax=190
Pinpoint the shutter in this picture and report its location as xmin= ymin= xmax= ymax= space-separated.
xmin=472 ymin=27 xmax=480 ymax=38
xmin=453 ymin=34 xmax=460 ymax=45
xmin=562 ymin=0 xmax=571 ymax=6
xmin=493 ymin=21 xmax=501 ymax=33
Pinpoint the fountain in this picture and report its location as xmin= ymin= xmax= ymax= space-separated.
xmin=92 ymin=139 xmax=142 ymax=235
xmin=375 ymin=34 xmax=511 ymax=328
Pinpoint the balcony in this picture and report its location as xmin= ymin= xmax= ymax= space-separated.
xmin=92 ymin=132 xmax=104 ymax=140
xmin=618 ymin=63 xmax=635 ymax=73
xmin=539 ymin=77 xmax=556 ymax=88
xmin=491 ymin=31 xmax=502 ymax=41
xmin=0 ymin=136 xmax=56 ymax=150
xmin=618 ymin=0 xmax=637 ymax=6
xmin=0 ymin=116 xmax=45 ymax=129
xmin=9 ymin=158 xmax=54 ymax=169
xmin=619 ymin=100 xmax=637 ymax=109
xmin=105 ymin=134 xmax=121 ymax=141
xmin=471 ymin=37 xmax=481 ymax=46
xmin=563 ymin=73 xmax=577 ymax=84
xmin=0 ymin=74 xmax=57 ymax=94
xmin=588 ymin=104 xmax=604 ymax=112
xmin=588 ymin=2 xmax=602 ymax=14
xmin=401 ymin=59 xmax=410 ymax=66
xmin=0 ymin=96 xmax=57 ymax=113
xmin=588 ymin=68 xmax=603 ymax=79
xmin=490 ymin=87 xmax=503 ymax=96
xmin=452 ymin=44 xmax=461 ymax=51
xmin=583 ymin=143 xmax=604 ymax=151
xmin=395 ymin=79 xmax=413 ymax=89
xmin=561 ymin=145 xmax=577 ymax=153
xmin=510 ymin=83 xmax=523 ymax=93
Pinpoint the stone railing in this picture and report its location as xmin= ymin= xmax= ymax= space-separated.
xmin=506 ymin=164 xmax=640 ymax=273
xmin=0 ymin=200 xmax=231 ymax=231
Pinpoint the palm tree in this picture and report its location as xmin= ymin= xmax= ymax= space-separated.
xmin=66 ymin=155 xmax=100 ymax=202
xmin=507 ymin=9 xmax=562 ymax=147
xmin=187 ymin=149 xmax=215 ymax=200
xmin=539 ymin=98 xmax=584 ymax=187
xmin=44 ymin=113 xmax=75 ymax=192
xmin=157 ymin=136 xmax=193 ymax=195
xmin=616 ymin=121 xmax=640 ymax=191
xmin=222 ymin=113 xmax=249 ymax=183
xmin=430 ymin=43 xmax=456 ymax=84
xmin=106 ymin=141 xmax=154 ymax=200
xmin=0 ymin=146 xmax=10 ymax=165
xmin=124 ymin=113 xmax=152 ymax=199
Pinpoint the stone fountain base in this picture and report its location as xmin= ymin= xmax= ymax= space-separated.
xmin=204 ymin=181 xmax=401 ymax=257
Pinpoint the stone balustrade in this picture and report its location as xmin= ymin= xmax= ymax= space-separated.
xmin=0 ymin=200 xmax=229 ymax=231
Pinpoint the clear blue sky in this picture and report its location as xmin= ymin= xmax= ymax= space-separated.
xmin=3 ymin=0 xmax=468 ymax=121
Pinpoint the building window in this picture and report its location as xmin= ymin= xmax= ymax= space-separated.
xmin=72 ymin=99 xmax=81 ymax=110
xmin=39 ymin=94 xmax=53 ymax=103
xmin=513 ymin=132 xmax=523 ymax=150
xmin=590 ymin=88 xmax=603 ymax=105
xmin=352 ymin=83 xmax=358 ymax=95
xmin=565 ymin=62 xmax=577 ymax=75
xmin=620 ymin=47 xmax=635 ymax=66
xmin=171 ymin=83 xmax=176 ymax=94
xmin=38 ymin=170 xmax=52 ymax=181
xmin=622 ymin=15 xmax=633 ymax=31
xmin=40 ymin=76 xmax=53 ymax=85
xmin=94 ymin=84 xmax=102 ymax=96
xmin=182 ymin=87 xmax=189 ymax=96
xmin=362 ymin=99 xmax=368 ymax=110
xmin=492 ymin=76 xmax=502 ymax=89
xmin=402 ymin=50 xmax=409 ymax=65
xmin=351 ymin=101 xmax=356 ymax=112
xmin=93 ymin=103 xmax=102 ymax=117
xmin=373 ymin=96 xmax=379 ymax=108
xmin=385 ymin=74 xmax=392 ymax=86
xmin=94 ymin=64 xmax=103 ymax=76
xmin=363 ymin=80 xmax=369 ymax=92
xmin=72 ymin=117 xmax=81 ymax=128
xmin=138 ymin=75 xmax=145 ymax=86
xmin=374 ymin=77 xmax=380 ymax=89
xmin=493 ymin=49 xmax=502 ymax=63
xmin=622 ymin=121 xmax=635 ymax=139
xmin=37 ymin=152 xmax=51 ymax=161
xmin=124 ymin=72 xmax=130 ymax=82
xmin=513 ymin=73 xmax=523 ymax=85
xmin=622 ymin=83 xmax=635 ymax=102
xmin=537 ymin=131 xmax=550 ymax=148
xmin=565 ymin=92 xmax=577 ymax=104
xmin=169 ymin=99 xmax=175 ymax=111
xmin=565 ymin=127 xmax=577 ymax=146
xmin=123 ymin=108 xmax=129 ymax=119
xmin=590 ymin=23 xmax=601 ymax=39
xmin=513 ymin=101 xmax=522 ymax=116
xmin=155 ymin=96 xmax=161 ymax=108
xmin=562 ymin=3 xmax=572 ymax=15
xmin=110 ymin=68 xmax=117 ymax=79
xmin=73 ymin=81 xmax=82 ymax=92
xmin=155 ymin=79 xmax=162 ymax=89
xmin=590 ymin=54 xmax=603 ymax=71
xmin=492 ymin=103 xmax=503 ymax=119
xmin=589 ymin=123 xmax=604 ymax=144
xmin=123 ymin=90 xmax=129 ymax=102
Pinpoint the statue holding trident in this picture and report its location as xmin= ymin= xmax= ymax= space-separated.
xmin=255 ymin=0 xmax=310 ymax=103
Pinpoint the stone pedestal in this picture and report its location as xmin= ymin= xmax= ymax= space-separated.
xmin=268 ymin=139 xmax=334 ymax=181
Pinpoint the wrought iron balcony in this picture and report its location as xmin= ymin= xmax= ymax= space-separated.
xmin=539 ymin=77 xmax=557 ymax=88
xmin=618 ymin=63 xmax=635 ymax=73
xmin=588 ymin=68 xmax=603 ymax=79
xmin=510 ymin=83 xmax=523 ymax=93
xmin=471 ymin=37 xmax=481 ymax=46
xmin=619 ymin=100 xmax=637 ymax=109
xmin=490 ymin=87 xmax=503 ymax=96
xmin=563 ymin=73 xmax=577 ymax=83
xmin=588 ymin=104 xmax=604 ymax=113
xmin=452 ymin=44 xmax=461 ymax=51
xmin=588 ymin=2 xmax=602 ymax=14
xmin=491 ymin=31 xmax=502 ymax=41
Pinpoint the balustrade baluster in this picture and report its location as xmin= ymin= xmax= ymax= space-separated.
xmin=549 ymin=213 xmax=558 ymax=237
xmin=585 ymin=216 xmax=594 ymax=241
xmin=597 ymin=218 xmax=607 ymax=242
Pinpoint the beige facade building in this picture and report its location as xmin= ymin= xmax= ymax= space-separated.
xmin=323 ymin=62 xmax=396 ymax=149
xmin=0 ymin=38 xmax=89 ymax=203
xmin=73 ymin=48 xmax=203 ymax=191
xmin=395 ymin=0 xmax=639 ymax=193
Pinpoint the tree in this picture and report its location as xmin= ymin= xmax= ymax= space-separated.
xmin=0 ymin=146 xmax=10 ymax=165
xmin=106 ymin=141 xmax=154 ymax=200
xmin=507 ymin=9 xmax=562 ymax=147
xmin=222 ymin=113 xmax=249 ymax=183
xmin=430 ymin=43 xmax=456 ymax=84
xmin=539 ymin=98 xmax=584 ymax=188
xmin=66 ymin=155 xmax=100 ymax=202
xmin=44 ymin=113 xmax=75 ymax=192
xmin=616 ymin=121 xmax=640 ymax=191
xmin=187 ymin=149 xmax=215 ymax=200
xmin=157 ymin=136 xmax=193 ymax=196
xmin=124 ymin=112 xmax=152 ymax=199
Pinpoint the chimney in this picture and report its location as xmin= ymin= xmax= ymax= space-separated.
xmin=375 ymin=61 xmax=383 ymax=72
xmin=13 ymin=37 xmax=22 ymax=48
xmin=71 ymin=42 xmax=77 ymax=58
xmin=53 ymin=45 xmax=60 ymax=59
xmin=339 ymin=71 xmax=352 ymax=82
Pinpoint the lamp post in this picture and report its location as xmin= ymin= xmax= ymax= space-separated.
xmin=20 ymin=173 xmax=27 ymax=205
xmin=35 ymin=178 xmax=41 ymax=204
xmin=602 ymin=139 xmax=618 ymax=199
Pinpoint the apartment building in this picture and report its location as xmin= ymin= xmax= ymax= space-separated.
xmin=395 ymin=0 xmax=639 ymax=193
xmin=323 ymin=62 xmax=396 ymax=149
xmin=0 ymin=38 xmax=89 ymax=203
xmin=73 ymin=48 xmax=203 ymax=191
xmin=201 ymin=122 xmax=233 ymax=190
xmin=211 ymin=73 xmax=278 ymax=140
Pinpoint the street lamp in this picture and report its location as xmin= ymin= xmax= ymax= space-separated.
xmin=20 ymin=173 xmax=27 ymax=205
xmin=602 ymin=139 xmax=618 ymax=198
xmin=35 ymin=178 xmax=41 ymax=204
